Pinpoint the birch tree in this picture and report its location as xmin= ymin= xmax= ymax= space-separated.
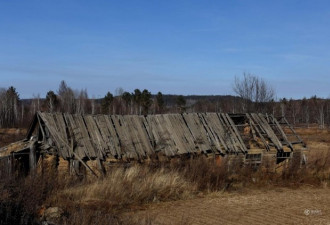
xmin=233 ymin=73 xmax=275 ymax=113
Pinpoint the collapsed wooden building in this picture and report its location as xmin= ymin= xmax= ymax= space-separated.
xmin=0 ymin=112 xmax=306 ymax=177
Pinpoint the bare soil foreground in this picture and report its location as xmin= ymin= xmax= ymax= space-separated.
xmin=128 ymin=187 xmax=330 ymax=225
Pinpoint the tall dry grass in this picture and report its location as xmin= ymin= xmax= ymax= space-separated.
xmin=175 ymin=156 xmax=247 ymax=192
xmin=53 ymin=165 xmax=196 ymax=209
xmin=45 ymin=165 xmax=195 ymax=225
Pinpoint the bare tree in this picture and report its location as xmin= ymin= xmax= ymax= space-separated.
xmin=314 ymin=98 xmax=326 ymax=129
xmin=301 ymin=98 xmax=310 ymax=127
xmin=57 ymin=80 xmax=76 ymax=113
xmin=31 ymin=93 xmax=41 ymax=116
xmin=319 ymin=104 xmax=325 ymax=129
xmin=76 ymin=88 xmax=88 ymax=115
xmin=0 ymin=86 xmax=20 ymax=127
xmin=91 ymin=95 xmax=96 ymax=115
xmin=114 ymin=87 xmax=125 ymax=114
xmin=45 ymin=91 xmax=58 ymax=113
xmin=233 ymin=73 xmax=275 ymax=112
xmin=288 ymin=98 xmax=300 ymax=125
xmin=0 ymin=88 xmax=7 ymax=127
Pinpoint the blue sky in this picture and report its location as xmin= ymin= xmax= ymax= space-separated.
xmin=1 ymin=0 xmax=330 ymax=99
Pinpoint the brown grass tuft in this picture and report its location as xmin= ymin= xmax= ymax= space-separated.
xmin=54 ymin=165 xmax=196 ymax=210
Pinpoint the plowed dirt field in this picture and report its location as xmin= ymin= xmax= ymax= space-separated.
xmin=129 ymin=187 xmax=330 ymax=225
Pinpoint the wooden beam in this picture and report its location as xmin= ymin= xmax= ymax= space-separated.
xmin=29 ymin=140 xmax=37 ymax=172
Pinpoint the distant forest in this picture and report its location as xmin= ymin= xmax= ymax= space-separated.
xmin=1 ymin=75 xmax=329 ymax=129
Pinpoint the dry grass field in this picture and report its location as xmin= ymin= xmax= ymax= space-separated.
xmin=0 ymin=126 xmax=329 ymax=225
xmin=0 ymin=128 xmax=26 ymax=147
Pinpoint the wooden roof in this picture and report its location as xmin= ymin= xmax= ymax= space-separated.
xmin=29 ymin=112 xmax=305 ymax=161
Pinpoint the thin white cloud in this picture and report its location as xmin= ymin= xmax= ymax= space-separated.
xmin=278 ymin=53 xmax=320 ymax=62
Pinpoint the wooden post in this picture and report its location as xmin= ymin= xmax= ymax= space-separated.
xmin=29 ymin=140 xmax=37 ymax=172
xmin=96 ymin=158 xmax=106 ymax=176
xmin=73 ymin=159 xmax=80 ymax=175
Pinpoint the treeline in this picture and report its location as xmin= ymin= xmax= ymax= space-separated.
xmin=0 ymin=80 xmax=329 ymax=129
xmin=0 ymin=81 xmax=179 ymax=128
